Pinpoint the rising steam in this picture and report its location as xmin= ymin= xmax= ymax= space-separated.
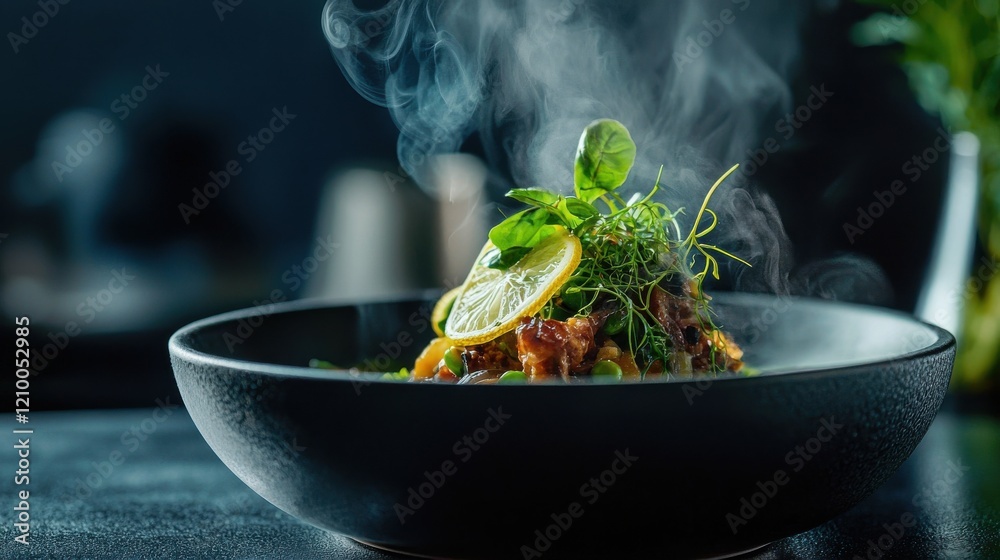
xmin=322 ymin=0 xmax=813 ymax=294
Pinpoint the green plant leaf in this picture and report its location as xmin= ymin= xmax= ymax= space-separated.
xmin=484 ymin=246 xmax=528 ymax=269
xmin=486 ymin=209 xmax=556 ymax=269
xmin=561 ymin=197 xmax=599 ymax=220
xmin=489 ymin=208 xmax=549 ymax=250
xmin=574 ymin=119 xmax=637 ymax=203
xmin=507 ymin=188 xmax=597 ymax=228
xmin=507 ymin=188 xmax=561 ymax=208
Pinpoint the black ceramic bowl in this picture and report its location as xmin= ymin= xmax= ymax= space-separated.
xmin=169 ymin=293 xmax=954 ymax=559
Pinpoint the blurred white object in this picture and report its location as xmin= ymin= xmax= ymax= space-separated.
xmin=309 ymin=156 xmax=488 ymax=300
xmin=427 ymin=154 xmax=489 ymax=287
xmin=8 ymin=110 xmax=124 ymax=274
xmin=916 ymin=132 xmax=980 ymax=337
xmin=309 ymin=168 xmax=415 ymax=300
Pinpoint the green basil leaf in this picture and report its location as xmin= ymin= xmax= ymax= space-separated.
xmin=507 ymin=188 xmax=561 ymax=208
xmin=562 ymin=197 xmax=599 ymax=219
xmin=485 ymin=224 xmax=556 ymax=270
xmin=485 ymin=246 xmax=531 ymax=269
xmin=509 ymin=188 xmax=588 ymax=229
xmin=572 ymin=215 xmax=601 ymax=237
xmin=487 ymin=209 xmax=559 ymax=269
xmin=574 ymin=119 xmax=637 ymax=203
xmin=488 ymin=208 xmax=549 ymax=251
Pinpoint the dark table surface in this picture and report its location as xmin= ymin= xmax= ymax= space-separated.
xmin=1 ymin=402 xmax=998 ymax=560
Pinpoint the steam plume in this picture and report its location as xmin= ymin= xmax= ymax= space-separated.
xmin=323 ymin=0 xmax=810 ymax=294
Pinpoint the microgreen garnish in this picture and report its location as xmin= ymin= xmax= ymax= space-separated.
xmin=487 ymin=118 xmax=749 ymax=375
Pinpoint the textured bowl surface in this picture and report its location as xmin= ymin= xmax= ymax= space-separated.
xmin=169 ymin=293 xmax=954 ymax=559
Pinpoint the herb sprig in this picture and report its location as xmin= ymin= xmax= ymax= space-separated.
xmin=487 ymin=119 xmax=749 ymax=375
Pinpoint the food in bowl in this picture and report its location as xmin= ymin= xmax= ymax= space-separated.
xmin=316 ymin=119 xmax=751 ymax=384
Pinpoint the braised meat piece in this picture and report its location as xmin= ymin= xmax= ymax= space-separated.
xmin=462 ymin=331 xmax=520 ymax=373
xmin=649 ymin=286 xmax=698 ymax=349
xmin=515 ymin=315 xmax=602 ymax=380
xmin=649 ymin=286 xmax=742 ymax=373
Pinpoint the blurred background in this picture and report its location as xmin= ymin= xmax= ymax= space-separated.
xmin=0 ymin=0 xmax=996 ymax=411
xmin=851 ymin=0 xmax=1000 ymax=392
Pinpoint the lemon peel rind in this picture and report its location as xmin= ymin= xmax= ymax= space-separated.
xmin=444 ymin=229 xmax=582 ymax=346
xmin=430 ymin=286 xmax=464 ymax=338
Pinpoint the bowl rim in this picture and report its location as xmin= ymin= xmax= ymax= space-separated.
xmin=168 ymin=291 xmax=956 ymax=387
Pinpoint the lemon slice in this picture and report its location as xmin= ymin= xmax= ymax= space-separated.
xmin=430 ymin=286 xmax=463 ymax=337
xmin=445 ymin=227 xmax=582 ymax=345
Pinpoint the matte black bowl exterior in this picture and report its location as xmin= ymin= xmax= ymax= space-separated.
xmin=169 ymin=293 xmax=954 ymax=559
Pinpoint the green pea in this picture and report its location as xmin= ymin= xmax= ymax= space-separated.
xmin=443 ymin=347 xmax=465 ymax=376
xmin=498 ymin=370 xmax=529 ymax=384
xmin=591 ymin=360 xmax=622 ymax=382
xmin=380 ymin=368 xmax=409 ymax=381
